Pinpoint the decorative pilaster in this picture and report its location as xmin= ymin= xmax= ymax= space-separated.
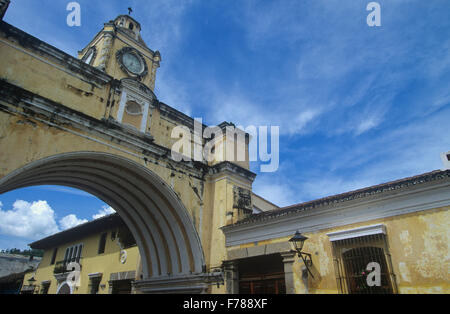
xmin=97 ymin=33 xmax=114 ymax=72
xmin=280 ymin=251 xmax=296 ymax=294
xmin=223 ymin=260 xmax=239 ymax=294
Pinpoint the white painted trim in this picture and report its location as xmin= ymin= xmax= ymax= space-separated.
xmin=88 ymin=272 xmax=103 ymax=278
xmin=327 ymin=224 xmax=386 ymax=242
xmin=140 ymin=102 xmax=150 ymax=133
xmin=117 ymin=90 xmax=127 ymax=123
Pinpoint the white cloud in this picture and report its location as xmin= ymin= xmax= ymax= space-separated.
xmin=0 ymin=200 xmax=60 ymax=239
xmin=286 ymin=109 xmax=323 ymax=135
xmin=355 ymin=117 xmax=380 ymax=135
xmin=252 ymin=165 xmax=300 ymax=207
xmin=0 ymin=199 xmax=118 ymax=241
xmin=92 ymin=206 xmax=116 ymax=220
xmin=204 ymin=89 xmax=323 ymax=137
xmin=59 ymin=215 xmax=88 ymax=231
xmin=155 ymin=75 xmax=192 ymax=116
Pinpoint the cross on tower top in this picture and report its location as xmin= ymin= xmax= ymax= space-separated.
xmin=128 ymin=7 xmax=133 ymax=15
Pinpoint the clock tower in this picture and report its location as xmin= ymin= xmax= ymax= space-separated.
xmin=78 ymin=14 xmax=161 ymax=90
xmin=78 ymin=14 xmax=161 ymax=133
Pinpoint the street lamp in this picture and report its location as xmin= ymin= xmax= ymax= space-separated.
xmin=289 ymin=231 xmax=314 ymax=278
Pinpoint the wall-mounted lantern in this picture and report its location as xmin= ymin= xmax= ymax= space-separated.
xmin=289 ymin=231 xmax=314 ymax=278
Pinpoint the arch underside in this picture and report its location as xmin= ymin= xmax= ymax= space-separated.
xmin=0 ymin=152 xmax=208 ymax=293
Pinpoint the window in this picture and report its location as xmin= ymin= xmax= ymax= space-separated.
xmin=329 ymin=226 xmax=397 ymax=294
xmin=111 ymin=279 xmax=133 ymax=294
xmin=40 ymin=282 xmax=50 ymax=294
xmin=98 ymin=233 xmax=107 ymax=254
xmin=82 ymin=47 xmax=96 ymax=65
xmin=89 ymin=277 xmax=101 ymax=294
xmin=340 ymin=245 xmax=393 ymax=294
xmin=64 ymin=244 xmax=83 ymax=263
xmin=117 ymin=227 xmax=136 ymax=249
xmin=50 ymin=248 xmax=58 ymax=265
xmin=237 ymin=254 xmax=286 ymax=294
xmin=84 ymin=50 xmax=94 ymax=64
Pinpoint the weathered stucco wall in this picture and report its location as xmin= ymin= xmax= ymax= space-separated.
xmin=227 ymin=206 xmax=450 ymax=294
xmin=22 ymin=226 xmax=140 ymax=294
xmin=0 ymin=38 xmax=111 ymax=121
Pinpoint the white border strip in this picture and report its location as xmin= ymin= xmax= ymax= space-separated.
xmin=327 ymin=224 xmax=386 ymax=242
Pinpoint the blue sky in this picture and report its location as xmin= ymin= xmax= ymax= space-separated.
xmin=1 ymin=0 xmax=449 ymax=249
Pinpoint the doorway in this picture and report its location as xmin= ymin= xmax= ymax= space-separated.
xmin=237 ymin=254 xmax=286 ymax=294
xmin=111 ymin=279 xmax=133 ymax=294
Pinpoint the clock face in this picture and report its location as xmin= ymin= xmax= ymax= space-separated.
xmin=116 ymin=47 xmax=148 ymax=78
xmin=122 ymin=52 xmax=143 ymax=74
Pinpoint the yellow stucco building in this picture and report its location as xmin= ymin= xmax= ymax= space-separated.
xmin=21 ymin=214 xmax=141 ymax=294
xmin=0 ymin=1 xmax=448 ymax=294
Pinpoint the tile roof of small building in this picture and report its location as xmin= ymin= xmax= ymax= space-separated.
xmin=228 ymin=169 xmax=450 ymax=227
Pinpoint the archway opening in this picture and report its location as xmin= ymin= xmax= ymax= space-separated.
xmin=0 ymin=152 xmax=207 ymax=293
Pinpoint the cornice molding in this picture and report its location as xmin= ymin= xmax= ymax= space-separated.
xmin=222 ymin=180 xmax=450 ymax=247
xmin=0 ymin=81 xmax=211 ymax=177
xmin=208 ymin=162 xmax=256 ymax=184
